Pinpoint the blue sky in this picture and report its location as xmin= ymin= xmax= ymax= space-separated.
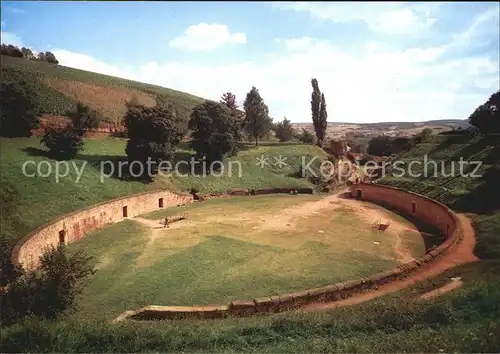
xmin=1 ymin=1 xmax=499 ymax=123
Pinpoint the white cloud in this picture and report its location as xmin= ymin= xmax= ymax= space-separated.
xmin=169 ymin=23 xmax=247 ymax=51
xmin=450 ymin=6 xmax=500 ymax=48
xmin=272 ymin=2 xmax=439 ymax=35
xmin=1 ymin=31 xmax=23 ymax=46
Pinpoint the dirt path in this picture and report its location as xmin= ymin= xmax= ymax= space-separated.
xmin=300 ymin=214 xmax=479 ymax=312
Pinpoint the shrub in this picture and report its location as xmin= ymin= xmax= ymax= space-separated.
xmin=275 ymin=117 xmax=294 ymax=142
xmin=41 ymin=125 xmax=84 ymax=160
xmin=297 ymin=129 xmax=315 ymax=144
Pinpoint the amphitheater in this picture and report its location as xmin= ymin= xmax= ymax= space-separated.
xmin=12 ymin=183 xmax=477 ymax=322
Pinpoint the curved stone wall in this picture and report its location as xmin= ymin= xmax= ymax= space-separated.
xmin=10 ymin=183 xmax=463 ymax=321
xmin=113 ymin=183 xmax=464 ymax=322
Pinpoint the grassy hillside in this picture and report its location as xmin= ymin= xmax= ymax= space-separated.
xmin=1 ymin=55 xmax=205 ymax=123
xmin=1 ymin=134 xmax=500 ymax=351
xmin=0 ymin=137 xmax=327 ymax=246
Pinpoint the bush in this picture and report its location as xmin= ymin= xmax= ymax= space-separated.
xmin=189 ymin=100 xmax=242 ymax=165
xmin=124 ymin=104 xmax=183 ymax=177
xmin=0 ymin=66 xmax=76 ymax=117
xmin=0 ymin=76 xmax=40 ymax=137
xmin=297 ymin=129 xmax=315 ymax=144
xmin=68 ymin=102 xmax=102 ymax=135
xmin=0 ymin=236 xmax=22 ymax=287
xmin=275 ymin=117 xmax=294 ymax=142
xmin=367 ymin=136 xmax=393 ymax=156
xmin=41 ymin=126 xmax=84 ymax=160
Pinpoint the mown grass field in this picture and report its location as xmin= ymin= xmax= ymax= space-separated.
xmin=64 ymin=194 xmax=423 ymax=320
xmin=1 ymin=55 xmax=205 ymax=123
xmin=2 ymin=260 xmax=499 ymax=353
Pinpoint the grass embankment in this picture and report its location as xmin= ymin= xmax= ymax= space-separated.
xmin=64 ymin=194 xmax=421 ymax=320
xmin=0 ymin=137 xmax=327 ymax=246
xmin=1 ymin=55 xmax=205 ymax=123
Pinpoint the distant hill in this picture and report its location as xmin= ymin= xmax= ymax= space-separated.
xmin=1 ymin=55 xmax=205 ymax=124
xmin=1 ymin=54 xmax=473 ymax=133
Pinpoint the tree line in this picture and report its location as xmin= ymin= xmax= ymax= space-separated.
xmin=1 ymin=43 xmax=59 ymax=64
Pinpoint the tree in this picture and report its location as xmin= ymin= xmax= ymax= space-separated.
xmin=243 ymin=86 xmax=273 ymax=146
xmin=41 ymin=125 xmax=84 ymax=160
xmin=319 ymin=93 xmax=328 ymax=141
xmin=311 ymin=78 xmax=328 ymax=147
xmin=189 ymin=100 xmax=242 ymax=165
xmin=1 ymin=245 xmax=94 ymax=325
xmin=367 ymin=136 xmax=393 ymax=157
xmin=35 ymin=246 xmax=94 ymax=319
xmin=391 ymin=137 xmax=411 ymax=154
xmin=469 ymin=91 xmax=500 ymax=134
xmin=124 ymin=105 xmax=183 ymax=176
xmin=0 ymin=236 xmax=22 ymax=287
xmin=68 ymin=102 xmax=102 ymax=136
xmin=275 ymin=117 xmax=294 ymax=142
xmin=21 ymin=47 xmax=35 ymax=60
xmin=0 ymin=78 xmax=40 ymax=137
xmin=220 ymin=91 xmax=245 ymax=128
xmin=36 ymin=51 xmax=47 ymax=62
xmin=412 ymin=127 xmax=433 ymax=145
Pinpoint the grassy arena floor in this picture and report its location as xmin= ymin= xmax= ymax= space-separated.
xmin=67 ymin=194 xmax=425 ymax=320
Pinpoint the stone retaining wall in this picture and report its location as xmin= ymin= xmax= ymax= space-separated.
xmin=12 ymin=190 xmax=193 ymax=269
xmin=113 ymin=183 xmax=463 ymax=322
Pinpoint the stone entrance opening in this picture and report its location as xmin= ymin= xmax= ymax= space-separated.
xmin=412 ymin=201 xmax=417 ymax=214
xmin=59 ymin=230 xmax=66 ymax=245
xmin=159 ymin=198 xmax=164 ymax=208
xmin=123 ymin=206 xmax=128 ymax=218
